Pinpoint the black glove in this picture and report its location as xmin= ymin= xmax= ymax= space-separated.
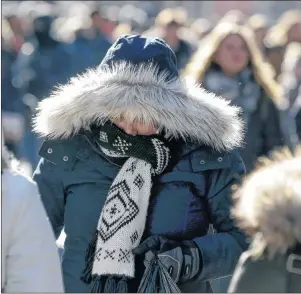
xmin=133 ymin=236 xmax=201 ymax=284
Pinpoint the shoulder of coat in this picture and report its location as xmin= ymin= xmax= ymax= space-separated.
xmin=186 ymin=144 xmax=233 ymax=171
xmin=37 ymin=134 xmax=87 ymax=170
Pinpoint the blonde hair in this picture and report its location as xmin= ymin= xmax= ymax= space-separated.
xmin=278 ymin=10 xmax=301 ymax=44
xmin=247 ymin=14 xmax=269 ymax=32
xmin=282 ymin=42 xmax=301 ymax=74
xmin=232 ymin=146 xmax=301 ymax=259
xmin=184 ymin=23 xmax=282 ymax=104
xmin=265 ymin=10 xmax=301 ymax=47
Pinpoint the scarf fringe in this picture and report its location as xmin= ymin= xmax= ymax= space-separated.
xmin=116 ymin=276 xmax=128 ymax=293
xmin=89 ymin=275 xmax=129 ymax=293
xmin=81 ymin=231 xmax=98 ymax=284
xmin=91 ymin=275 xmax=103 ymax=293
xmin=104 ymin=276 xmax=117 ymax=293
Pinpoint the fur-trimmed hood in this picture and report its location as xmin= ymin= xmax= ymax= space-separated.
xmin=34 ymin=62 xmax=244 ymax=152
xmin=232 ymin=148 xmax=301 ymax=258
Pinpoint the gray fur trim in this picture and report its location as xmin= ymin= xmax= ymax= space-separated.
xmin=34 ymin=62 xmax=244 ymax=151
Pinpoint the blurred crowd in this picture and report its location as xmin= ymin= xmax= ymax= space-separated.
xmin=1 ymin=0 xmax=301 ymax=174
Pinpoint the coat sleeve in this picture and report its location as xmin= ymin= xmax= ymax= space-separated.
xmin=4 ymin=178 xmax=64 ymax=293
xmin=192 ymin=150 xmax=248 ymax=282
xmin=33 ymin=158 xmax=65 ymax=239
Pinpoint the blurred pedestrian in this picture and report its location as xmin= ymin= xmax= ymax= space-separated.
xmin=33 ymin=34 xmax=247 ymax=293
xmin=13 ymin=13 xmax=72 ymax=170
xmin=278 ymin=42 xmax=301 ymax=150
xmin=185 ymin=23 xmax=284 ymax=172
xmin=66 ymin=9 xmax=112 ymax=76
xmin=1 ymin=140 xmax=64 ymax=293
xmin=1 ymin=23 xmax=27 ymax=157
xmin=154 ymin=8 xmax=195 ymax=70
xmin=228 ymin=147 xmax=301 ymax=293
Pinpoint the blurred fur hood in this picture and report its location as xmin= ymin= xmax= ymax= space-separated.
xmin=34 ymin=62 xmax=244 ymax=152
xmin=232 ymin=148 xmax=301 ymax=258
xmin=184 ymin=23 xmax=282 ymax=105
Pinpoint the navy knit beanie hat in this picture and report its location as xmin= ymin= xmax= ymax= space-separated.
xmin=100 ymin=34 xmax=179 ymax=80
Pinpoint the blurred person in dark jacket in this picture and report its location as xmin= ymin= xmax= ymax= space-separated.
xmin=278 ymin=43 xmax=301 ymax=151
xmin=185 ymin=23 xmax=284 ymax=173
xmin=154 ymin=8 xmax=194 ymax=70
xmin=1 ymin=21 xmax=27 ymax=157
xmin=66 ymin=9 xmax=112 ymax=76
xmin=15 ymin=13 xmax=72 ymax=102
xmin=90 ymin=8 xmax=118 ymax=42
xmin=228 ymin=147 xmax=301 ymax=293
xmin=13 ymin=13 xmax=72 ymax=170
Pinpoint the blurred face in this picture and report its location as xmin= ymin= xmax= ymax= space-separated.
xmin=91 ymin=13 xmax=104 ymax=30
xmin=214 ymin=34 xmax=250 ymax=76
xmin=7 ymin=16 xmax=22 ymax=34
xmin=102 ymin=19 xmax=116 ymax=37
xmin=114 ymin=120 xmax=157 ymax=136
xmin=163 ymin=23 xmax=180 ymax=40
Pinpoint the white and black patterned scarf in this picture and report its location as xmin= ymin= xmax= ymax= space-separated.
xmin=81 ymin=122 xmax=171 ymax=293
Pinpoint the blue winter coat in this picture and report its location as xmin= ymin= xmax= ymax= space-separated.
xmin=32 ymin=61 xmax=247 ymax=293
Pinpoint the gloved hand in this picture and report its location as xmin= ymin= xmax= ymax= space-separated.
xmin=133 ymin=236 xmax=202 ymax=284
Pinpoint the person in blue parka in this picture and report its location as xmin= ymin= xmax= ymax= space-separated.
xmin=33 ymin=34 xmax=247 ymax=293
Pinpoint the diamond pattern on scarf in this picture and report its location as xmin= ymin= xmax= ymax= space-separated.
xmin=98 ymin=180 xmax=139 ymax=243
xmin=133 ymin=174 xmax=144 ymax=190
